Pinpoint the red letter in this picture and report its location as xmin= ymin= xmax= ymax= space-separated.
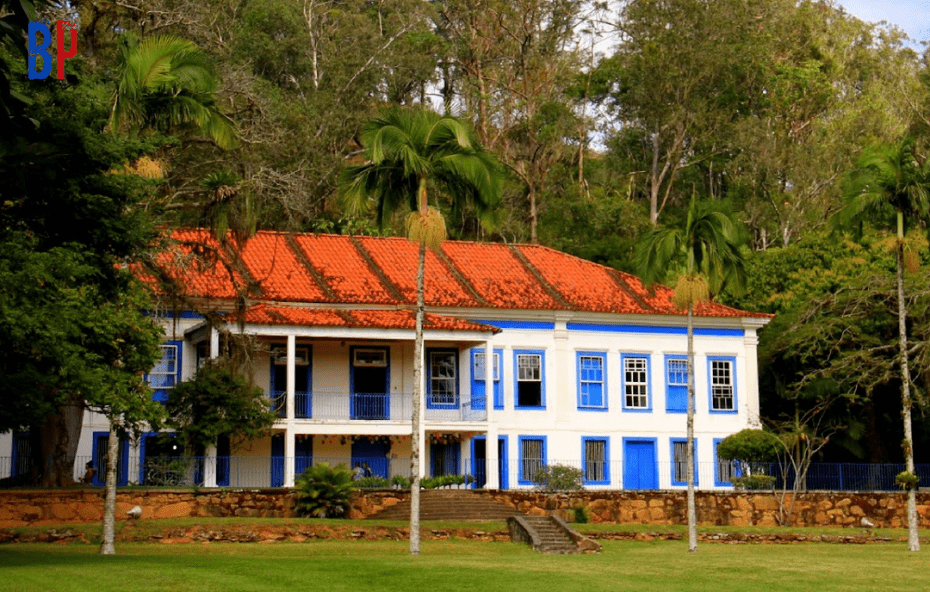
xmin=56 ymin=21 xmax=77 ymax=79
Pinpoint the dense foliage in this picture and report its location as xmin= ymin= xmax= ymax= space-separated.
xmin=293 ymin=463 xmax=358 ymax=518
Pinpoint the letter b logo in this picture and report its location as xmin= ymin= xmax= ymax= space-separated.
xmin=28 ymin=21 xmax=77 ymax=80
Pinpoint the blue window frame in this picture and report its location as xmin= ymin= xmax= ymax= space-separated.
xmin=147 ymin=340 xmax=182 ymax=402
xmin=714 ymin=438 xmax=740 ymax=487
xmin=577 ymin=352 xmax=607 ymax=410
xmin=514 ymin=350 xmax=545 ymax=409
xmin=621 ymin=354 xmax=651 ymax=412
xmin=91 ymin=431 xmax=129 ymax=486
xmin=670 ymin=438 xmax=698 ymax=487
xmin=427 ymin=348 xmax=458 ymax=409
xmin=708 ymin=356 xmax=738 ymax=414
xmin=665 ymin=355 xmax=688 ymax=413
xmin=518 ymin=435 xmax=546 ymax=485
xmin=471 ymin=348 xmax=502 ymax=410
xmin=582 ymin=437 xmax=610 ymax=485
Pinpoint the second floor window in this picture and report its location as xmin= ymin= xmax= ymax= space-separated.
xmin=623 ymin=356 xmax=649 ymax=409
xmin=429 ymin=350 xmax=457 ymax=406
xmin=516 ymin=352 xmax=543 ymax=407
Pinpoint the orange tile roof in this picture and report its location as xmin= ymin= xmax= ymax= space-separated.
xmin=153 ymin=229 xmax=769 ymax=320
xmin=226 ymin=304 xmax=498 ymax=332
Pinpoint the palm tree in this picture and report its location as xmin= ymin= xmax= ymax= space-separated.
xmin=340 ymin=107 xmax=503 ymax=555
xmin=109 ymin=33 xmax=237 ymax=150
xmin=634 ymin=195 xmax=746 ymax=553
xmin=837 ymin=137 xmax=930 ymax=553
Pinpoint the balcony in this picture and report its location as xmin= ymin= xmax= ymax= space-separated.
xmin=268 ymin=390 xmax=487 ymax=423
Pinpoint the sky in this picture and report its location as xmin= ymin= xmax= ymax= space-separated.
xmin=838 ymin=1 xmax=929 ymax=46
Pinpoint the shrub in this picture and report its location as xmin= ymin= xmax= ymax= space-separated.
xmin=573 ymin=506 xmax=589 ymax=523
xmin=532 ymin=464 xmax=583 ymax=491
xmin=391 ymin=474 xmax=411 ymax=489
xmin=293 ymin=463 xmax=357 ymax=518
xmin=355 ymin=476 xmax=390 ymax=489
xmin=731 ymin=474 xmax=776 ymax=490
xmin=896 ymin=470 xmax=920 ymax=491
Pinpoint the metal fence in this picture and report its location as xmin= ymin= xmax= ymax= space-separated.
xmin=3 ymin=456 xmax=930 ymax=492
xmin=266 ymin=391 xmax=488 ymax=422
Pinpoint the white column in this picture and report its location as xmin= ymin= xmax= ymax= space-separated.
xmin=284 ymin=335 xmax=296 ymax=487
xmin=553 ymin=320 xmax=571 ymax=428
xmin=203 ymin=444 xmax=217 ymax=488
xmin=208 ymin=328 xmax=221 ymax=487
xmin=483 ymin=340 xmax=499 ymax=489
xmin=743 ymin=330 xmax=761 ymax=428
xmin=210 ymin=327 xmax=220 ymax=358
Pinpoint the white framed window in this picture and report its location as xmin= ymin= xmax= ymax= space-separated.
xmin=578 ymin=353 xmax=606 ymax=409
xmin=515 ymin=351 xmax=544 ymax=408
xmin=149 ymin=344 xmax=179 ymax=390
xmin=354 ymin=348 xmax=387 ymax=367
xmin=710 ymin=358 xmax=735 ymax=411
xmin=667 ymin=358 xmax=688 ymax=386
xmin=428 ymin=349 xmax=457 ymax=406
xmin=623 ymin=355 xmax=649 ymax=410
xmin=473 ymin=351 xmax=499 ymax=381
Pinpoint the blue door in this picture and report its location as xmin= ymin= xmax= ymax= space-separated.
xmin=351 ymin=347 xmax=389 ymax=420
xmin=351 ymin=439 xmax=390 ymax=479
xmin=271 ymin=433 xmax=285 ymax=487
xmin=624 ymin=439 xmax=658 ymax=490
xmin=472 ymin=437 xmax=486 ymax=488
xmin=294 ymin=437 xmax=313 ymax=478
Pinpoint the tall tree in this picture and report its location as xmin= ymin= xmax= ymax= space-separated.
xmin=109 ymin=33 xmax=237 ymax=149
xmin=340 ymin=107 xmax=502 ymax=555
xmin=836 ymin=136 xmax=930 ymax=552
xmin=634 ymin=196 xmax=747 ymax=552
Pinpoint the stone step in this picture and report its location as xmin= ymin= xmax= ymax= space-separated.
xmin=369 ymin=490 xmax=521 ymax=521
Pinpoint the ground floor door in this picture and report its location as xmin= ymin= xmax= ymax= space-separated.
xmin=92 ymin=432 xmax=129 ymax=486
xmin=623 ymin=439 xmax=658 ymax=490
xmin=351 ymin=439 xmax=390 ymax=479
xmin=271 ymin=433 xmax=284 ymax=487
xmin=472 ymin=437 xmax=486 ymax=488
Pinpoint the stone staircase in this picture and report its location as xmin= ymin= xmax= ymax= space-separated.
xmin=507 ymin=515 xmax=602 ymax=555
xmin=368 ymin=489 xmax=522 ymax=521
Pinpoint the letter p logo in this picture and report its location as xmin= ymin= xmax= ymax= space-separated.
xmin=27 ymin=21 xmax=77 ymax=80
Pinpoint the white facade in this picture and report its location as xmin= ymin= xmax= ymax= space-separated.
xmin=1 ymin=233 xmax=769 ymax=491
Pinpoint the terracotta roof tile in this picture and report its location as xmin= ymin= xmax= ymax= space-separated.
xmin=443 ymin=242 xmax=564 ymax=309
xmin=154 ymin=230 xmax=769 ymax=320
xmin=227 ymin=304 xmax=496 ymax=332
xmin=292 ymin=235 xmax=399 ymax=304
xmin=355 ymin=237 xmax=479 ymax=307
xmin=237 ymin=232 xmax=330 ymax=302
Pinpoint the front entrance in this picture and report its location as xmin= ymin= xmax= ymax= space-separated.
xmin=351 ymin=438 xmax=390 ymax=479
xmin=471 ymin=436 xmax=508 ymax=489
xmin=351 ymin=347 xmax=389 ymax=420
xmin=623 ymin=439 xmax=658 ymax=490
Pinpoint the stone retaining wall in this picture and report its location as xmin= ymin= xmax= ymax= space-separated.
xmin=1 ymin=488 xmax=927 ymax=528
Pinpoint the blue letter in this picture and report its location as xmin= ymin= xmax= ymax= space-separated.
xmin=28 ymin=22 xmax=53 ymax=80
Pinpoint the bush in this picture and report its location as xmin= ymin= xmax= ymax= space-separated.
xmin=391 ymin=474 xmax=411 ymax=488
xmin=293 ymin=463 xmax=357 ymax=518
xmin=420 ymin=475 xmax=466 ymax=489
xmin=573 ymin=506 xmax=589 ymax=523
xmin=532 ymin=464 xmax=583 ymax=491
xmin=355 ymin=476 xmax=390 ymax=489
xmin=731 ymin=474 xmax=776 ymax=490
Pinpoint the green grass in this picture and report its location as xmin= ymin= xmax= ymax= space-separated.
xmin=2 ymin=538 xmax=929 ymax=592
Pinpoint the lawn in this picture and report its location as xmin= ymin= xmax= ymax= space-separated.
xmin=2 ymin=537 xmax=929 ymax=592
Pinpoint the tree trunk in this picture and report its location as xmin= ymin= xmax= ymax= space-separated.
xmin=409 ymin=239 xmax=426 ymax=556
xmin=686 ymin=302 xmax=697 ymax=553
xmin=36 ymin=394 xmax=84 ymax=486
xmin=99 ymin=419 xmax=119 ymax=555
xmin=895 ymin=212 xmax=920 ymax=552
